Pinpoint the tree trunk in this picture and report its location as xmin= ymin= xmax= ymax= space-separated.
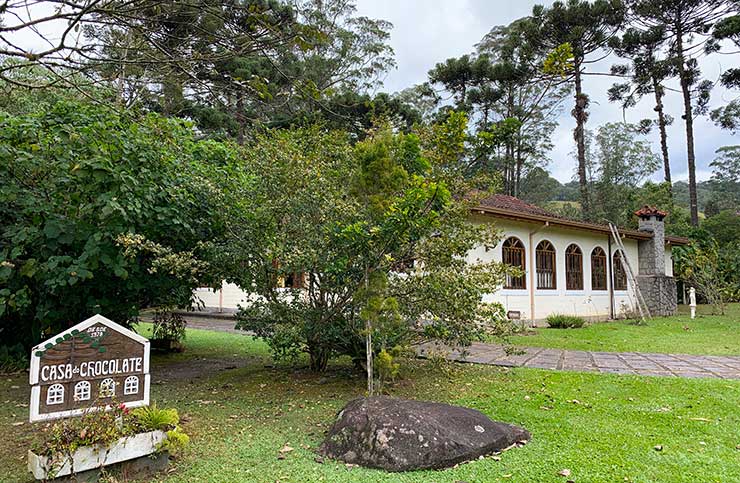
xmin=573 ymin=64 xmax=590 ymax=219
xmin=652 ymin=76 xmax=672 ymax=193
xmin=675 ymin=33 xmax=699 ymax=226
xmin=309 ymin=345 xmax=329 ymax=373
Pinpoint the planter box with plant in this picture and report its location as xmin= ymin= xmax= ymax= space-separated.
xmin=150 ymin=309 xmax=187 ymax=352
xmin=546 ymin=314 xmax=586 ymax=329
xmin=28 ymin=403 xmax=189 ymax=481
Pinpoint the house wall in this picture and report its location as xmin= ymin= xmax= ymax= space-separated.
xmin=466 ymin=214 xmax=674 ymax=323
xmin=191 ymin=214 xmax=676 ymax=321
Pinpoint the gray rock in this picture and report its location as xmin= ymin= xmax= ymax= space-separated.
xmin=318 ymin=396 xmax=530 ymax=472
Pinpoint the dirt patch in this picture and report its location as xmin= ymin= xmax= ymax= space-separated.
xmin=152 ymin=357 xmax=253 ymax=383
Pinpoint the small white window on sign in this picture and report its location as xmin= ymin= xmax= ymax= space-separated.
xmin=99 ymin=378 xmax=116 ymax=398
xmin=46 ymin=384 xmax=64 ymax=405
xmin=124 ymin=376 xmax=139 ymax=395
xmin=74 ymin=381 xmax=91 ymax=401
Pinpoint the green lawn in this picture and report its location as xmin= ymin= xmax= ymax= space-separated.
xmin=509 ymin=303 xmax=740 ymax=355
xmin=1 ymin=327 xmax=739 ymax=483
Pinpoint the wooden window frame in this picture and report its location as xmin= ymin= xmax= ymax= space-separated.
xmin=535 ymin=240 xmax=557 ymax=290
xmin=613 ymin=251 xmax=628 ymax=291
xmin=591 ymin=247 xmax=608 ymax=291
xmin=502 ymin=237 xmax=526 ymax=289
xmin=565 ymin=244 xmax=583 ymax=291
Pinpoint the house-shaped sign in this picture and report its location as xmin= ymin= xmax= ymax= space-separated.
xmin=29 ymin=314 xmax=150 ymax=422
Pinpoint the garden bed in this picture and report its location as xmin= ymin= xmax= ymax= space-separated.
xmin=28 ymin=430 xmax=166 ymax=480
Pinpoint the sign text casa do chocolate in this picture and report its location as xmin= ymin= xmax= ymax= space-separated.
xmin=29 ymin=315 xmax=150 ymax=422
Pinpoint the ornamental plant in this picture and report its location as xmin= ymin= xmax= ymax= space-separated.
xmin=34 ymin=401 xmax=187 ymax=478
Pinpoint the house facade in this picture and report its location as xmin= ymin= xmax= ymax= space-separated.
xmin=467 ymin=195 xmax=687 ymax=323
xmin=194 ymin=195 xmax=687 ymax=324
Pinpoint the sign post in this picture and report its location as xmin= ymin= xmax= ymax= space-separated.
xmin=29 ymin=314 xmax=150 ymax=422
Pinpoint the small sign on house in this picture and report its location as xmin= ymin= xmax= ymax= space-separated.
xmin=29 ymin=314 xmax=150 ymax=422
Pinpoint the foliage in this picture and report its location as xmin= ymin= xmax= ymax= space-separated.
xmin=0 ymin=343 xmax=27 ymax=373
xmin=132 ymin=403 xmax=180 ymax=431
xmin=33 ymin=402 xmax=185 ymax=477
xmin=161 ymin=428 xmax=191 ymax=455
xmin=702 ymin=211 xmax=740 ymax=245
xmin=583 ymin=122 xmax=661 ymax=226
xmin=674 ymin=240 xmax=731 ymax=314
xmin=0 ymin=101 xmax=240 ymax=349
xmin=527 ymin=0 xmax=626 ymax=219
xmin=229 ymin=116 xmax=512 ymax=372
xmin=545 ymin=314 xmax=586 ymax=329
xmin=427 ymin=20 xmax=568 ymax=198
xmin=150 ymin=309 xmax=188 ymax=343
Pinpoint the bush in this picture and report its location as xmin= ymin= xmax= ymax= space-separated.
xmin=546 ymin=314 xmax=586 ymax=329
xmin=132 ymin=403 xmax=180 ymax=431
xmin=0 ymin=342 xmax=28 ymax=372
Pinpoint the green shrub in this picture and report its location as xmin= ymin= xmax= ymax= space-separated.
xmin=0 ymin=343 xmax=28 ymax=372
xmin=160 ymin=428 xmax=190 ymax=455
xmin=546 ymin=314 xmax=586 ymax=329
xmin=133 ymin=403 xmax=179 ymax=431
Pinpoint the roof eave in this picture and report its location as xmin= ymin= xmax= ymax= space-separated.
xmin=472 ymin=206 xmax=689 ymax=246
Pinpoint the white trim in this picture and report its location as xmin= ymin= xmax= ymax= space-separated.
xmin=30 ymin=314 xmax=148 ymax=385
xmin=29 ymin=396 xmax=149 ymax=423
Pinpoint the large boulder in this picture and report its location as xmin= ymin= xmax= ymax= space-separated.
xmin=318 ymin=396 xmax=530 ymax=472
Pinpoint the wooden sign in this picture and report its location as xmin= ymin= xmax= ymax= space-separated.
xmin=29 ymin=315 xmax=150 ymax=422
xmin=507 ymin=310 xmax=521 ymax=320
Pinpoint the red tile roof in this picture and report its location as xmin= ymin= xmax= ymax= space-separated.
xmin=473 ymin=194 xmax=689 ymax=245
xmin=634 ymin=205 xmax=668 ymax=219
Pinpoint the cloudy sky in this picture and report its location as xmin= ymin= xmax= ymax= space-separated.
xmin=356 ymin=0 xmax=740 ymax=184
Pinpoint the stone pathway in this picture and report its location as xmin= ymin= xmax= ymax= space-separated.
xmin=416 ymin=341 xmax=740 ymax=380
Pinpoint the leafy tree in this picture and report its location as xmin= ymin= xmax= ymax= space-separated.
xmin=226 ymin=116 xmax=511 ymax=372
xmin=674 ymin=239 xmax=732 ymax=313
xmin=586 ymin=122 xmax=661 ymax=225
xmin=703 ymin=210 xmax=740 ymax=245
xmin=710 ymin=10 xmax=740 ymax=131
xmin=629 ymin=0 xmax=733 ymax=226
xmin=609 ymin=27 xmax=675 ymax=189
xmin=527 ymin=0 xmax=626 ymax=219
xmin=0 ymin=101 xmax=241 ymax=349
xmin=704 ymin=145 xmax=740 ymax=214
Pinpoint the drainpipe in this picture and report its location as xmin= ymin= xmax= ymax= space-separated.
xmin=528 ymin=222 xmax=549 ymax=326
xmin=607 ymin=236 xmax=614 ymax=320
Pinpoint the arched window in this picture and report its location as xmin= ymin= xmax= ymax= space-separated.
xmin=47 ymin=383 xmax=65 ymax=405
xmin=613 ymin=251 xmax=628 ymax=291
xmin=99 ymin=378 xmax=116 ymax=398
xmin=74 ymin=381 xmax=91 ymax=402
xmin=502 ymin=237 xmax=526 ymax=289
xmin=565 ymin=244 xmax=583 ymax=290
xmin=124 ymin=376 xmax=140 ymax=395
xmin=536 ymin=240 xmax=556 ymax=289
xmin=591 ymin=247 xmax=608 ymax=291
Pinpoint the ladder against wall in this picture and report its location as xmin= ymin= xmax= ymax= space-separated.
xmin=608 ymin=223 xmax=651 ymax=323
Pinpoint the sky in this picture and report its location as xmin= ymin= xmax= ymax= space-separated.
xmin=355 ymin=0 xmax=740 ymax=184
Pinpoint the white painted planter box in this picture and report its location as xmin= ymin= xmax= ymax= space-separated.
xmin=28 ymin=430 xmax=166 ymax=480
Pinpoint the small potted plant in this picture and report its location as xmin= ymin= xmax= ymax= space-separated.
xmin=28 ymin=402 xmax=189 ymax=480
xmin=149 ymin=308 xmax=187 ymax=352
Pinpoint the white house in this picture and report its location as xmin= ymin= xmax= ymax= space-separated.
xmin=467 ymin=195 xmax=687 ymax=323
xmin=194 ymin=194 xmax=687 ymax=323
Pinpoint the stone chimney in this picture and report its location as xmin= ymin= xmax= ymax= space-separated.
xmin=634 ymin=206 xmax=676 ymax=316
xmin=635 ymin=206 xmax=667 ymax=276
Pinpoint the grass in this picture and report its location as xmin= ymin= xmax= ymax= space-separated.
xmin=509 ymin=303 xmax=740 ymax=356
xmin=2 ymin=325 xmax=739 ymax=483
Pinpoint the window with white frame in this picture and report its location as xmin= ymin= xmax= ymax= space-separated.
xmin=47 ymin=383 xmax=65 ymax=405
xmin=123 ymin=376 xmax=139 ymax=395
xmin=99 ymin=378 xmax=116 ymax=398
xmin=74 ymin=381 xmax=91 ymax=401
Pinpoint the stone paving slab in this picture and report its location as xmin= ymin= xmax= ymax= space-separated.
xmin=415 ymin=342 xmax=740 ymax=380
